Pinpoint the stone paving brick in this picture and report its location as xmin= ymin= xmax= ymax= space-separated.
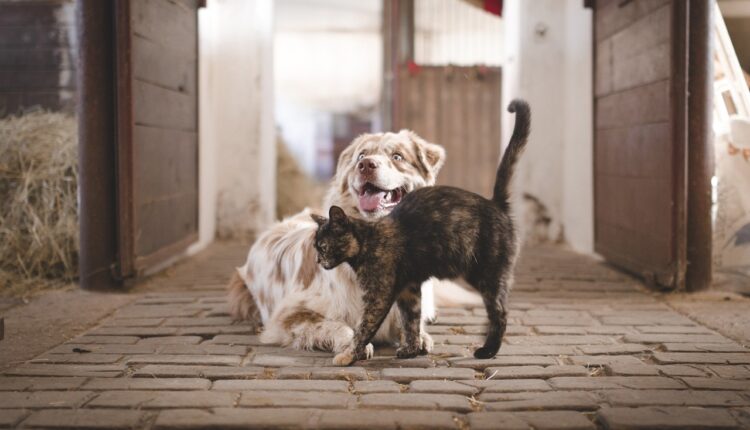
xmin=506 ymin=335 xmax=613 ymax=345
xmin=481 ymin=391 xmax=600 ymax=411
xmin=379 ymin=367 xmax=475 ymax=382
xmin=315 ymin=409 xmax=459 ymax=430
xmin=177 ymin=326 xmax=255 ymax=336
xmin=534 ymin=326 xmax=587 ymax=335
xmin=569 ymin=355 xmax=644 ymax=366
xmin=449 ymin=356 xmax=558 ymax=369
xmin=432 ymin=315 xmax=487 ymax=325
xmin=469 ymin=411 xmax=595 ymax=430
xmin=73 ymin=336 xmax=140 ymax=344
xmin=431 ymin=334 xmax=485 ymax=345
xmin=159 ymin=344 xmax=248 ymax=355
xmin=604 ymin=363 xmax=659 ymax=376
xmin=711 ymin=365 xmax=750 ymax=379
xmin=0 ymin=391 xmax=93 ymax=409
xmin=577 ymin=344 xmax=651 ymax=355
xmin=213 ymin=379 xmax=348 ymax=392
xmin=115 ymin=306 xmax=200 ymax=318
xmin=206 ymin=334 xmax=263 ymax=345
xmin=239 ymin=391 xmax=356 ymax=409
xmin=49 ymin=343 xmax=157 ymax=355
xmin=408 ymin=380 xmax=479 ymax=395
xmin=548 ymin=376 xmax=685 ymax=390
xmin=359 ymin=393 xmax=473 ymax=412
xmin=624 ymin=333 xmax=734 ymax=344
xmin=680 ymin=377 xmax=750 ymax=390
xmin=637 ymin=325 xmax=714 ymax=334
xmin=0 ymin=377 xmax=86 ymax=391
xmin=31 ymin=353 xmax=123 ymax=365
xmin=3 ymin=364 xmax=124 ymax=378
xmin=462 ymin=379 xmax=552 ymax=392
xmin=154 ymin=408 xmax=317 ymax=429
xmin=353 ymin=380 xmax=402 ymax=393
xmin=657 ymin=364 xmax=708 ymax=377
xmin=484 ymin=365 xmax=589 ymax=379
xmin=597 ymin=406 xmax=740 ymax=429
xmin=653 ymin=352 xmax=750 ymax=365
xmin=495 ymin=345 xmax=578 ymax=355
xmin=0 ymin=410 xmax=28 ymax=428
xmin=251 ymin=353 xmax=327 ymax=367
xmin=602 ymin=389 xmax=748 ymax=407
xmin=87 ymin=390 xmax=236 ymax=408
xmin=88 ymin=327 xmax=179 ymax=337
xmin=133 ymin=365 xmax=266 ymax=379
xmin=138 ymin=336 xmax=204 ymax=345
xmin=662 ymin=343 xmax=749 ymax=352
xmin=104 ymin=318 xmax=165 ymax=327
xmin=275 ymin=366 xmax=369 ymax=381
xmin=730 ymin=408 xmax=750 ymax=428
xmin=82 ymin=377 xmax=211 ymax=391
xmin=126 ymin=354 xmax=242 ymax=366
xmin=21 ymin=409 xmax=144 ymax=429
xmin=585 ymin=326 xmax=638 ymax=335
xmin=164 ymin=317 xmax=234 ymax=326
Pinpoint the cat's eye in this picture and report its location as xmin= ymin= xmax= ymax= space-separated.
xmin=392 ymin=153 xmax=403 ymax=161
xmin=357 ymin=153 xmax=365 ymax=161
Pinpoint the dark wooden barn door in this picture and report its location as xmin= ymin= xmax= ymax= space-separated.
xmin=395 ymin=66 xmax=502 ymax=198
xmin=115 ymin=0 xmax=199 ymax=277
xmin=593 ymin=0 xmax=688 ymax=288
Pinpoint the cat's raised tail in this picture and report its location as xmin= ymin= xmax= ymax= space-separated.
xmin=492 ymin=99 xmax=531 ymax=209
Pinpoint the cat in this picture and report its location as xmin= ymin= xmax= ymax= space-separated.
xmin=311 ymin=99 xmax=531 ymax=365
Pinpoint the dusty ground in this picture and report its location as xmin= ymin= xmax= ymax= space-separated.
xmin=0 ymin=242 xmax=749 ymax=429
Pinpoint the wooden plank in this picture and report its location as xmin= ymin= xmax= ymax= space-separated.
xmin=133 ymin=79 xmax=196 ymax=131
xmin=135 ymin=192 xmax=198 ymax=256
xmin=594 ymin=122 xmax=671 ymax=178
xmin=0 ymin=1 xmax=74 ymax=26
xmin=132 ymin=34 xmax=196 ymax=94
xmin=131 ymin=0 xmax=197 ymax=58
xmin=0 ymin=26 xmax=71 ymax=48
xmin=595 ymin=0 xmax=670 ymax=42
xmin=133 ymin=125 xmax=198 ymax=204
xmin=596 ymin=79 xmax=670 ymax=129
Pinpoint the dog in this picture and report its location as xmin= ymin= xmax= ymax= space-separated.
xmin=228 ymin=130 xmax=445 ymax=353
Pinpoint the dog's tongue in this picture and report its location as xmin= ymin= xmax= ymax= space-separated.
xmin=359 ymin=190 xmax=387 ymax=211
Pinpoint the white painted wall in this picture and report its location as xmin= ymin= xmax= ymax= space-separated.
xmin=502 ymin=0 xmax=594 ymax=254
xmin=192 ymin=0 xmax=276 ymax=247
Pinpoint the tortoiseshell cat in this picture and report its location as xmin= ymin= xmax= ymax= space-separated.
xmin=312 ymin=100 xmax=530 ymax=365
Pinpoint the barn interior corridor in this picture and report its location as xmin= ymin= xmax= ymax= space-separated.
xmin=0 ymin=242 xmax=749 ymax=429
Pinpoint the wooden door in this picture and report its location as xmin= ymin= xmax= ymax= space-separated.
xmin=593 ymin=0 xmax=688 ymax=288
xmin=115 ymin=0 xmax=200 ymax=277
xmin=395 ymin=65 xmax=502 ymax=198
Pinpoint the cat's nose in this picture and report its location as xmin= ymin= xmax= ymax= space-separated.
xmin=358 ymin=158 xmax=378 ymax=175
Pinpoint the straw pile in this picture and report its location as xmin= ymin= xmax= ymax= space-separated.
xmin=0 ymin=111 xmax=78 ymax=296
xmin=276 ymin=137 xmax=325 ymax=219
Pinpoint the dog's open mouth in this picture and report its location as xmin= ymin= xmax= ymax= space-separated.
xmin=358 ymin=182 xmax=405 ymax=212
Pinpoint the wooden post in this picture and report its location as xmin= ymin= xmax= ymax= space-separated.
xmin=686 ymin=0 xmax=715 ymax=291
xmin=75 ymin=0 xmax=120 ymax=290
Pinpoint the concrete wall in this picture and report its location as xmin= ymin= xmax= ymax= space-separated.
xmin=502 ymin=0 xmax=594 ymax=254
xmin=193 ymin=0 xmax=276 ymax=248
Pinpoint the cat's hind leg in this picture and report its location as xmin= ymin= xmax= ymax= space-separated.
xmin=472 ymin=275 xmax=510 ymax=359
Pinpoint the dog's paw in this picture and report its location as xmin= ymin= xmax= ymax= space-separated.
xmin=332 ymin=348 xmax=356 ymax=366
xmin=419 ymin=331 xmax=434 ymax=355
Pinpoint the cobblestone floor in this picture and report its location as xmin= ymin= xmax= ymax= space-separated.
xmin=1 ymin=243 xmax=749 ymax=429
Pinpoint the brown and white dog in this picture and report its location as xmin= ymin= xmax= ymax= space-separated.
xmin=228 ymin=130 xmax=445 ymax=354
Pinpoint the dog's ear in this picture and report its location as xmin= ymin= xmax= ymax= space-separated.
xmin=328 ymin=206 xmax=348 ymax=225
xmin=407 ymin=131 xmax=446 ymax=184
xmin=310 ymin=213 xmax=327 ymax=227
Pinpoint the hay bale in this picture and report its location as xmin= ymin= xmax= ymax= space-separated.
xmin=0 ymin=111 xmax=78 ymax=295
xmin=276 ymin=138 xmax=325 ymax=219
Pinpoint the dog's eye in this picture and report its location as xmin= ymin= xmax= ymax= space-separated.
xmin=357 ymin=153 xmax=365 ymax=161
xmin=392 ymin=153 xmax=403 ymax=161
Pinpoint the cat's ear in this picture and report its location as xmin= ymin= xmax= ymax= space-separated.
xmin=328 ymin=206 xmax=348 ymax=225
xmin=310 ymin=213 xmax=327 ymax=227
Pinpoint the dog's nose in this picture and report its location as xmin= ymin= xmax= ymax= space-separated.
xmin=358 ymin=158 xmax=378 ymax=175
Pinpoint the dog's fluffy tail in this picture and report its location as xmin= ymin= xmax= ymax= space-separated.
xmin=227 ymin=270 xmax=261 ymax=328
xmin=493 ymin=99 xmax=531 ymax=209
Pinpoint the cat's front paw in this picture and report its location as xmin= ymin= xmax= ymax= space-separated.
xmin=396 ymin=345 xmax=420 ymax=359
xmin=419 ymin=331 xmax=434 ymax=355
